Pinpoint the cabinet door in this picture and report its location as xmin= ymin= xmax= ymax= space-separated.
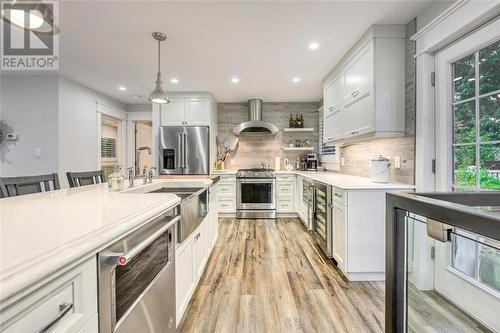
xmin=345 ymin=42 xmax=373 ymax=99
xmin=175 ymin=237 xmax=195 ymax=323
xmin=325 ymin=74 xmax=345 ymax=117
xmin=332 ymin=202 xmax=347 ymax=272
xmin=160 ymin=99 xmax=185 ymax=126
xmin=208 ymin=186 xmax=219 ymax=249
xmin=324 ymin=108 xmax=344 ymax=142
xmin=193 ymin=222 xmax=207 ymax=281
xmin=344 ymin=88 xmax=374 ymax=137
xmin=184 ymin=99 xmax=210 ymax=126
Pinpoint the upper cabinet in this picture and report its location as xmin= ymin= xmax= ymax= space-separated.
xmin=323 ymin=25 xmax=405 ymax=144
xmin=160 ymin=98 xmax=211 ymax=126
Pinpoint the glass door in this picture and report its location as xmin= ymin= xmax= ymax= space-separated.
xmin=313 ymin=185 xmax=328 ymax=255
xmin=405 ymin=214 xmax=499 ymax=332
xmin=433 ymin=18 xmax=500 ymax=329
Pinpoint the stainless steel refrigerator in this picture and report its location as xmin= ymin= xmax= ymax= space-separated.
xmin=158 ymin=126 xmax=210 ymax=175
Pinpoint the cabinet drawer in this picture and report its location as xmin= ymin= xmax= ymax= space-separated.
xmin=277 ymin=174 xmax=295 ymax=182
xmin=1 ymin=258 xmax=97 ymax=333
xmin=219 ymin=175 xmax=236 ymax=184
xmin=331 ymin=187 xmax=346 ymax=205
xmin=218 ymin=198 xmax=236 ymax=212
xmin=276 ymin=182 xmax=294 ymax=197
xmin=217 ymin=183 xmax=235 ymax=197
xmin=277 ymin=198 xmax=295 ymax=212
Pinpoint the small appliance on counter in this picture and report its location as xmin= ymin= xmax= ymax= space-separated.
xmin=306 ymin=154 xmax=318 ymax=171
xmin=370 ymin=155 xmax=391 ymax=183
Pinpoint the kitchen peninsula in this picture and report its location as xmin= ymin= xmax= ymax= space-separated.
xmin=0 ymin=178 xmax=218 ymax=332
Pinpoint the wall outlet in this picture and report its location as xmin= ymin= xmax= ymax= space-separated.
xmin=394 ymin=156 xmax=401 ymax=168
xmin=34 ymin=148 xmax=41 ymax=158
xmin=6 ymin=133 xmax=18 ymax=141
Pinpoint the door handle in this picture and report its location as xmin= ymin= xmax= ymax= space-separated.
xmin=179 ymin=133 xmax=185 ymax=169
xmin=182 ymin=132 xmax=187 ymax=170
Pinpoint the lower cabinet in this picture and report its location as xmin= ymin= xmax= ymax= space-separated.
xmin=217 ymin=175 xmax=236 ymax=214
xmin=175 ymin=184 xmax=219 ymax=327
xmin=331 ymin=200 xmax=347 ymax=272
xmin=276 ymin=174 xmax=295 ymax=213
xmin=0 ymin=258 xmax=97 ymax=333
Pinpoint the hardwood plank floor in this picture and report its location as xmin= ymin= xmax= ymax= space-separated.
xmin=179 ymin=218 xmax=491 ymax=333
xmin=178 ymin=218 xmax=384 ymax=333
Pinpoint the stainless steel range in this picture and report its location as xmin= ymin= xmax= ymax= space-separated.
xmin=236 ymin=168 xmax=276 ymax=219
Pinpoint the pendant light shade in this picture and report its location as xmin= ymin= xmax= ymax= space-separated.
xmin=149 ymin=32 xmax=169 ymax=104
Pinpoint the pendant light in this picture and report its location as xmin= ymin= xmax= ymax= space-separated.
xmin=149 ymin=32 xmax=169 ymax=104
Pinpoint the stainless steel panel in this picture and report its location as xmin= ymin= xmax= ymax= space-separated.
xmin=159 ymin=126 xmax=183 ymax=175
xmin=98 ymin=210 xmax=178 ymax=333
xmin=236 ymin=209 xmax=276 ymax=219
xmin=115 ymin=262 xmax=175 ymax=333
xmin=178 ymin=188 xmax=208 ymax=243
xmin=183 ymin=126 xmax=209 ymax=175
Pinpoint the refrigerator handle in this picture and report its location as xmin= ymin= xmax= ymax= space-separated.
xmin=182 ymin=132 xmax=187 ymax=170
xmin=179 ymin=132 xmax=185 ymax=169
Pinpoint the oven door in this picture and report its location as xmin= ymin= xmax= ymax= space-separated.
xmin=99 ymin=213 xmax=179 ymax=333
xmin=237 ymin=178 xmax=275 ymax=210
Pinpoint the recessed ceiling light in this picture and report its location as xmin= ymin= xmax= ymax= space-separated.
xmin=292 ymin=77 xmax=301 ymax=83
xmin=131 ymin=95 xmax=141 ymax=99
xmin=231 ymin=77 xmax=239 ymax=84
xmin=171 ymin=78 xmax=179 ymax=84
xmin=118 ymin=86 xmax=127 ymax=91
xmin=309 ymin=42 xmax=319 ymax=50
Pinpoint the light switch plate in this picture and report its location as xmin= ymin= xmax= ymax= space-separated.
xmin=34 ymin=148 xmax=41 ymax=158
xmin=395 ymin=156 xmax=401 ymax=168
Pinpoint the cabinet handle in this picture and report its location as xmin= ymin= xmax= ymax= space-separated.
xmin=329 ymin=106 xmax=333 ymax=111
xmin=351 ymin=90 xmax=359 ymax=97
xmin=350 ymin=131 xmax=358 ymax=135
xmin=36 ymin=302 xmax=74 ymax=333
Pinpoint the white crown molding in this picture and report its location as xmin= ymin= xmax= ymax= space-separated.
xmin=412 ymin=0 xmax=500 ymax=57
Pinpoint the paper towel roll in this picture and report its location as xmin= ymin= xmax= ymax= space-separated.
xmin=274 ymin=156 xmax=281 ymax=171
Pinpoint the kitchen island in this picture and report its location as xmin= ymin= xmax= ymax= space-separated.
xmin=0 ymin=177 xmax=218 ymax=332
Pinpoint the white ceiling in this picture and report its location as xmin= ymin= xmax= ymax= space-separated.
xmin=58 ymin=1 xmax=432 ymax=104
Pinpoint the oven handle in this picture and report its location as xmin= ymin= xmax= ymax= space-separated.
xmin=115 ymin=215 xmax=180 ymax=266
xmin=237 ymin=178 xmax=276 ymax=184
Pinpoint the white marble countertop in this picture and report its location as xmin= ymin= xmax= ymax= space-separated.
xmin=0 ymin=178 xmax=213 ymax=303
xmin=212 ymin=169 xmax=414 ymax=190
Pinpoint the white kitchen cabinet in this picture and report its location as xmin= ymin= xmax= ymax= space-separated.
xmin=331 ymin=200 xmax=347 ymax=272
xmin=160 ymin=98 xmax=211 ymax=126
xmin=324 ymin=74 xmax=345 ymax=118
xmin=0 ymin=258 xmax=97 ymax=333
xmin=276 ymin=174 xmax=295 ymax=213
xmin=217 ymin=175 xmax=236 ymax=214
xmin=175 ymin=233 xmax=196 ymax=325
xmin=324 ymin=109 xmax=344 ymax=142
xmin=323 ymin=25 xmax=405 ymax=144
xmin=184 ymin=99 xmax=211 ymax=126
xmin=208 ymin=184 xmax=219 ymax=250
xmin=160 ymin=99 xmax=185 ymax=126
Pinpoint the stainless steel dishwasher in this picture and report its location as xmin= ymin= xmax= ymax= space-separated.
xmin=98 ymin=208 xmax=179 ymax=333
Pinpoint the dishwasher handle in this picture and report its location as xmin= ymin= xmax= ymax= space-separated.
xmin=116 ymin=215 xmax=180 ymax=265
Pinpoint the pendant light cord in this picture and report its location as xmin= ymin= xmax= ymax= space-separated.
xmin=157 ymin=40 xmax=160 ymax=74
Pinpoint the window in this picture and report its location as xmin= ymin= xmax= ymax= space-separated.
xmin=101 ymin=115 xmax=121 ymax=178
xmin=320 ymin=117 xmax=335 ymax=157
xmin=452 ymin=40 xmax=500 ymax=191
xmin=451 ymin=229 xmax=500 ymax=293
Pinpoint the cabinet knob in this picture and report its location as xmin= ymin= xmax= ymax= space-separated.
xmin=350 ymin=131 xmax=358 ymax=135
xmin=329 ymin=106 xmax=333 ymax=111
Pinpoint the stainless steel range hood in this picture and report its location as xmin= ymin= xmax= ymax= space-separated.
xmin=232 ymin=99 xmax=279 ymax=136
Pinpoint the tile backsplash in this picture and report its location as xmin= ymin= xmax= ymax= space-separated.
xmin=217 ymin=102 xmax=320 ymax=170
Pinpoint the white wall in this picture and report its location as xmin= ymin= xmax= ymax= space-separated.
xmin=58 ymin=76 xmax=125 ymax=187
xmin=416 ymin=0 xmax=455 ymax=30
xmin=0 ymin=75 xmax=59 ymax=177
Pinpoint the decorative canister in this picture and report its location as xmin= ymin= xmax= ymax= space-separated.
xmin=370 ymin=155 xmax=391 ymax=183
